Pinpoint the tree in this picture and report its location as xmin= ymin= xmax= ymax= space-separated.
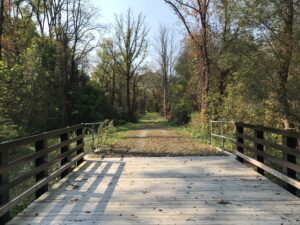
xmin=155 ymin=24 xmax=177 ymax=118
xmin=25 ymin=0 xmax=100 ymax=125
xmin=242 ymin=0 xmax=300 ymax=128
xmin=164 ymin=0 xmax=211 ymax=112
xmin=93 ymin=39 xmax=119 ymax=107
xmin=138 ymin=69 xmax=162 ymax=113
xmin=109 ymin=9 xmax=148 ymax=121
xmin=169 ymin=42 xmax=198 ymax=123
xmin=206 ymin=0 xmax=243 ymax=118
xmin=57 ymin=0 xmax=100 ymax=125
xmin=0 ymin=0 xmax=102 ymax=135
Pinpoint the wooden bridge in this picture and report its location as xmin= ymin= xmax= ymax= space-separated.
xmin=0 ymin=122 xmax=300 ymax=224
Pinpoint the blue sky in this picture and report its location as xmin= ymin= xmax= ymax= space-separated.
xmin=93 ymin=0 xmax=180 ymax=34
xmin=90 ymin=0 xmax=184 ymax=67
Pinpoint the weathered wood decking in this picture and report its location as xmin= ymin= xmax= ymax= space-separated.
xmin=8 ymin=155 xmax=300 ymax=225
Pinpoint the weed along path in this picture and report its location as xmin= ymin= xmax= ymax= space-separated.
xmin=106 ymin=113 xmax=222 ymax=157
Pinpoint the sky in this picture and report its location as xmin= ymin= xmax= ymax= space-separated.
xmin=90 ymin=0 xmax=185 ymax=68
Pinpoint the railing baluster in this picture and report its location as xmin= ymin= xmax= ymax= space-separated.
xmin=35 ymin=139 xmax=48 ymax=199
xmin=210 ymin=121 xmax=213 ymax=145
xmin=76 ymin=127 xmax=84 ymax=166
xmin=236 ymin=125 xmax=244 ymax=163
xmin=60 ymin=132 xmax=70 ymax=179
xmin=92 ymin=124 xmax=95 ymax=151
xmin=282 ymin=135 xmax=297 ymax=194
xmin=221 ymin=123 xmax=224 ymax=149
xmin=255 ymin=129 xmax=264 ymax=175
xmin=0 ymin=146 xmax=9 ymax=224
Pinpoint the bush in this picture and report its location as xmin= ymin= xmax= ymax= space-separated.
xmin=187 ymin=112 xmax=210 ymax=141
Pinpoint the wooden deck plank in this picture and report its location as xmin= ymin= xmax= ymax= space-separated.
xmin=7 ymin=156 xmax=300 ymax=225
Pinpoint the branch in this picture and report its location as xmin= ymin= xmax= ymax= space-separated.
xmin=164 ymin=0 xmax=194 ymax=40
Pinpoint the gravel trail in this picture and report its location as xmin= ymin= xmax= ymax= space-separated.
xmin=112 ymin=119 xmax=222 ymax=157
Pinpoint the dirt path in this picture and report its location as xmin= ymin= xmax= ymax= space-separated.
xmin=109 ymin=114 xmax=222 ymax=157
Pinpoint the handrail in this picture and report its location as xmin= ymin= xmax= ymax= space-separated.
xmin=83 ymin=120 xmax=113 ymax=151
xmin=210 ymin=121 xmax=300 ymax=194
xmin=0 ymin=121 xmax=112 ymax=224
xmin=0 ymin=124 xmax=83 ymax=150
xmin=235 ymin=122 xmax=300 ymax=194
xmin=211 ymin=120 xmax=235 ymax=124
xmin=236 ymin=122 xmax=300 ymax=138
xmin=210 ymin=120 xmax=236 ymax=149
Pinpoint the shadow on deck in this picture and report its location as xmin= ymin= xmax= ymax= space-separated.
xmin=8 ymin=156 xmax=300 ymax=225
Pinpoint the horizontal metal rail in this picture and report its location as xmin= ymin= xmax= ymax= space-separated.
xmin=211 ymin=133 xmax=236 ymax=142
xmin=210 ymin=120 xmax=236 ymax=150
xmin=83 ymin=120 xmax=112 ymax=151
xmin=210 ymin=121 xmax=235 ymax=124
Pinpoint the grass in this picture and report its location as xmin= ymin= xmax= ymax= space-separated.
xmin=91 ymin=112 xmax=215 ymax=149
xmin=174 ymin=122 xmax=237 ymax=153
xmin=107 ymin=113 xmax=172 ymax=145
xmin=88 ymin=112 xmax=224 ymax=158
xmin=175 ymin=126 xmax=210 ymax=143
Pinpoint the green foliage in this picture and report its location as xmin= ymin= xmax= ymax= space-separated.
xmin=72 ymin=82 xmax=116 ymax=123
xmin=0 ymin=37 xmax=65 ymax=133
xmin=169 ymin=44 xmax=198 ymax=124
xmin=21 ymin=37 xmax=63 ymax=132
xmin=95 ymin=121 xmax=116 ymax=149
xmin=169 ymin=0 xmax=300 ymax=131
xmin=0 ymin=118 xmax=20 ymax=142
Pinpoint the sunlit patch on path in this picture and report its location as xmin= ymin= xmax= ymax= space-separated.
xmin=8 ymin=156 xmax=300 ymax=224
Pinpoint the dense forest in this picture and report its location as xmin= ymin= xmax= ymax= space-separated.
xmin=0 ymin=0 xmax=300 ymax=141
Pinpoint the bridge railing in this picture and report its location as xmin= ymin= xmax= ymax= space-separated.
xmin=210 ymin=121 xmax=236 ymax=150
xmin=235 ymin=122 xmax=300 ymax=194
xmin=211 ymin=121 xmax=300 ymax=194
xmin=83 ymin=120 xmax=114 ymax=152
xmin=0 ymin=121 xmax=112 ymax=224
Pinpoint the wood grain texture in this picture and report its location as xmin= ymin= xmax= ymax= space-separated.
xmin=7 ymin=156 xmax=300 ymax=225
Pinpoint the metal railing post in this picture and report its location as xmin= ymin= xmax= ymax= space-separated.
xmin=221 ymin=123 xmax=224 ymax=150
xmin=210 ymin=121 xmax=213 ymax=145
xmin=92 ymin=124 xmax=95 ymax=151
xmin=210 ymin=121 xmax=235 ymax=151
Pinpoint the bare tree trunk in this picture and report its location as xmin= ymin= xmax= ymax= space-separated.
xmin=126 ymin=75 xmax=132 ymax=120
xmin=198 ymin=0 xmax=209 ymax=112
xmin=111 ymin=69 xmax=116 ymax=106
xmin=132 ymin=78 xmax=137 ymax=118
xmin=163 ymin=71 xmax=168 ymax=118
xmin=143 ymin=86 xmax=146 ymax=114
xmin=156 ymin=24 xmax=176 ymax=119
